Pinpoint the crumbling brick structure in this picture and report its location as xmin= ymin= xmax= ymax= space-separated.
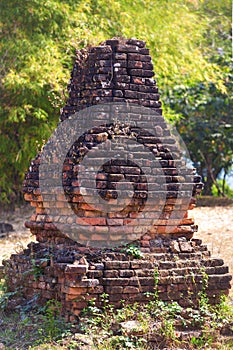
xmin=4 ymin=38 xmax=231 ymax=322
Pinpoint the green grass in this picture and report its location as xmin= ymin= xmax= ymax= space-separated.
xmin=1 ymin=277 xmax=233 ymax=350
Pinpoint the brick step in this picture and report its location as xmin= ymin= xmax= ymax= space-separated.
xmin=201 ymin=258 xmax=224 ymax=267
xmin=148 ymin=253 xmax=203 ymax=260
xmin=208 ymin=273 xmax=232 ymax=284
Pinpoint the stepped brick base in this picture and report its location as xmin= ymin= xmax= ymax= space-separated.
xmin=3 ymin=237 xmax=231 ymax=323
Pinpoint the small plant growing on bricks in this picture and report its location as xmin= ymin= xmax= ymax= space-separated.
xmin=120 ymin=243 xmax=144 ymax=259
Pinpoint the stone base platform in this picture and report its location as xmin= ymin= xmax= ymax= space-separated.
xmin=3 ymin=237 xmax=231 ymax=323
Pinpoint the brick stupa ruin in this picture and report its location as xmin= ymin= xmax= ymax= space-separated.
xmin=4 ymin=38 xmax=232 ymax=323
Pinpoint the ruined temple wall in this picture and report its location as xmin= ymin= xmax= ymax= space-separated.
xmin=3 ymin=39 xmax=231 ymax=321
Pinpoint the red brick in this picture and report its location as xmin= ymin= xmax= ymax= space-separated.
xmin=84 ymin=218 xmax=106 ymax=226
xmin=107 ymin=218 xmax=124 ymax=226
xmin=79 ymin=203 xmax=94 ymax=210
xmin=157 ymin=285 xmax=167 ymax=293
xmin=180 ymin=218 xmax=195 ymax=225
xmin=75 ymin=217 xmax=89 ymax=226
xmin=62 ymin=286 xmax=87 ymax=294
xmin=90 ymin=233 xmax=108 ymax=241
xmin=109 ymin=234 xmax=124 ymax=241
xmin=65 ymin=264 xmax=88 ymax=274
xmin=108 ymin=212 xmax=128 ymax=218
xmin=94 ymin=226 xmax=109 ymax=233
xmin=24 ymin=193 xmax=34 ymax=201
xmin=36 ymin=207 xmax=46 ymax=214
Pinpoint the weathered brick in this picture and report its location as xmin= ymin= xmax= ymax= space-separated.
xmin=179 ymin=241 xmax=193 ymax=253
xmin=201 ymin=258 xmax=224 ymax=267
xmin=136 ymin=277 xmax=155 ymax=286
xmin=102 ymin=278 xmax=129 ymax=286
xmin=87 ymin=285 xmax=104 ymax=294
xmin=119 ymin=270 xmax=135 ymax=278
xmin=68 ymin=279 xmax=99 ymax=288
xmin=104 ymin=270 xmax=119 ymax=278
xmin=140 ymin=285 xmax=155 ymax=293
xmin=159 ymin=261 xmax=176 ymax=269
xmin=128 ymin=61 xmax=143 ymax=68
xmin=130 ymin=261 xmax=154 ymax=269
xmin=105 ymin=261 xmax=130 ymax=270
xmin=205 ymin=266 xmax=229 ymax=275
xmin=135 ymin=269 xmax=154 ymax=277
xmin=115 ymin=53 xmax=127 ymax=60
xmin=116 ymin=44 xmax=140 ymax=53
xmin=65 ymin=264 xmax=88 ymax=274
xmin=87 ymin=270 xmax=103 ymax=278
xmin=106 ymin=218 xmax=124 ymax=226
xmin=105 ymin=286 xmax=123 ymax=294
xmin=208 ymin=274 xmax=232 ymax=285
xmin=123 ymin=286 xmax=139 ymax=293
xmin=62 ymin=286 xmax=88 ymax=295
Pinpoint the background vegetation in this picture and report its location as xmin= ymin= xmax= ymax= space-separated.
xmin=0 ymin=0 xmax=232 ymax=205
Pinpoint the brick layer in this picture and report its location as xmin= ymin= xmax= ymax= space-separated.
xmin=3 ymin=238 xmax=232 ymax=322
xmin=22 ymin=38 xmax=203 ymax=246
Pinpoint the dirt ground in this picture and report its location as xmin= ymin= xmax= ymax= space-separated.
xmin=0 ymin=205 xmax=35 ymax=264
xmin=0 ymin=203 xmax=232 ymax=293
xmin=194 ymin=205 xmax=233 ymax=291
